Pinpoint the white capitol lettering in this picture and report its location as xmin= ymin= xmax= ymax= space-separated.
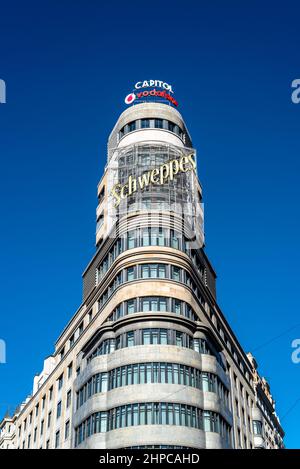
xmin=135 ymin=80 xmax=174 ymax=94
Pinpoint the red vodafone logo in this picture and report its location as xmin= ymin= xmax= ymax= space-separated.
xmin=125 ymin=93 xmax=136 ymax=105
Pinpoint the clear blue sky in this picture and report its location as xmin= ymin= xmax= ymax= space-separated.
xmin=0 ymin=0 xmax=299 ymax=448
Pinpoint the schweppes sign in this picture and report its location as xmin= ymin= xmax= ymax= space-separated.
xmin=111 ymin=153 xmax=196 ymax=208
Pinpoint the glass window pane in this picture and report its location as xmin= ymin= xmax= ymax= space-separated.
xmin=139 ymin=364 xmax=145 ymax=384
xmin=159 ymin=298 xmax=167 ymax=312
xmin=151 ymin=298 xmax=158 ymax=311
xmin=127 ymin=331 xmax=134 ymax=347
xmin=150 ymin=264 xmax=157 ymax=278
xmin=172 ymin=266 xmax=181 ymax=281
xmin=127 ymin=299 xmax=135 ymax=314
xmin=160 ymin=330 xmax=168 ymax=345
xmin=142 ymin=265 xmax=149 ymax=278
xmin=141 ymin=119 xmax=150 ymax=128
xmin=127 ymin=267 xmax=135 ymax=281
xmin=146 ymin=364 xmax=152 ymax=383
xmin=128 ymin=231 xmax=135 ymax=249
xmin=174 ymin=405 xmax=180 ymax=425
xmin=142 ymin=298 xmax=150 ymax=312
xmin=158 ymin=229 xmax=165 ymax=246
xmin=143 ymin=330 xmax=151 ymax=344
xmin=158 ymin=265 xmax=166 ymax=278
xmin=142 ymin=228 xmax=150 ymax=246
xmin=152 ymin=329 xmax=159 ymax=344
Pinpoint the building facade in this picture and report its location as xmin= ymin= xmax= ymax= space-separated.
xmin=0 ymin=83 xmax=284 ymax=449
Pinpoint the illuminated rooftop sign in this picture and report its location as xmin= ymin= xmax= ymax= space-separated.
xmin=124 ymin=79 xmax=178 ymax=107
xmin=135 ymin=80 xmax=174 ymax=93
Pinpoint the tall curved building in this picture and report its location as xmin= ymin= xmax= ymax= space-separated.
xmin=0 ymin=82 xmax=284 ymax=450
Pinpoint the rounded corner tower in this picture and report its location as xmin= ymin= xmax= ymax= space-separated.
xmin=78 ymin=83 xmax=232 ymax=449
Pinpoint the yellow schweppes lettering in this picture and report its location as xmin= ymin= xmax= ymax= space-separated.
xmin=111 ymin=153 xmax=196 ymax=208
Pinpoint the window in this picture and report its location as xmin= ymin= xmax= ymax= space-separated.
xmin=49 ymin=386 xmax=53 ymax=401
xmin=66 ymin=390 xmax=72 ymax=409
xmin=58 ymin=374 xmax=63 ymax=391
xmin=69 ymin=335 xmax=74 ymax=347
xmin=151 ymin=227 xmax=165 ymax=246
xmin=78 ymin=322 xmax=84 ymax=336
xmin=171 ymin=266 xmax=181 ymax=281
xmin=141 ymin=228 xmax=150 ymax=246
xmin=42 ymin=395 xmax=46 ymax=409
xmin=158 ymin=264 xmax=166 ymax=278
xmin=128 ymin=121 xmax=136 ymax=132
xmin=141 ymin=297 xmax=167 ymax=312
xmin=46 ymin=439 xmax=50 ymax=449
xmin=47 ymin=411 xmax=52 ymax=428
xmin=88 ymin=310 xmax=93 ymax=323
xmin=168 ymin=121 xmax=175 ymax=132
xmin=172 ymin=299 xmax=181 ymax=315
xmin=65 ymin=420 xmax=70 ymax=439
xmin=40 ymin=420 xmax=44 ymax=436
xmin=141 ymin=119 xmax=150 ymax=128
xmin=142 ymin=328 xmax=168 ymax=345
xmin=127 ymin=230 xmax=136 ymax=249
xmin=55 ymin=430 xmax=60 ymax=449
xmin=57 ymin=401 xmax=62 ymax=419
xmin=253 ymin=420 xmax=263 ymax=435
xmin=235 ymin=399 xmax=240 ymax=418
xmin=242 ymin=407 xmax=246 ymax=425
xmin=29 ymin=412 xmax=32 ymax=424
xmin=34 ymin=427 xmax=37 ymax=443
xmin=155 ymin=118 xmax=163 ymax=128
xmin=68 ymin=362 xmax=73 ymax=379
xmin=35 ymin=404 xmax=39 ymax=417
xmin=126 ymin=331 xmax=134 ymax=347
xmin=141 ymin=264 xmax=166 ymax=279
xmin=126 ymin=299 xmax=136 ymax=314
xmin=141 ymin=264 xmax=150 ymax=278
xmin=170 ymin=230 xmax=180 ymax=249
xmin=98 ymin=186 xmax=105 ymax=204
xmin=60 ymin=347 xmax=65 ymax=360
xmin=127 ymin=266 xmax=135 ymax=281
xmin=96 ymin=214 xmax=104 ymax=232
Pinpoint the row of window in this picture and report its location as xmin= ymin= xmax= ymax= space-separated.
xmin=76 ymin=362 xmax=229 ymax=410
xmin=19 ymin=370 xmax=73 ymax=435
xmin=125 ymin=198 xmax=188 ymax=213
xmin=20 ymin=420 xmax=70 ymax=449
xmin=86 ymin=328 xmax=215 ymax=364
xmin=96 ymin=228 xmax=205 ymax=285
xmin=104 ymin=296 xmax=197 ymax=323
xmin=119 ymin=119 xmax=184 ymax=140
xmin=117 ymin=145 xmax=182 ymax=171
xmin=98 ymin=264 xmax=205 ymax=312
xmin=74 ymin=402 xmax=231 ymax=447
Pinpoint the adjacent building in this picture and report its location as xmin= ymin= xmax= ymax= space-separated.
xmin=0 ymin=82 xmax=284 ymax=449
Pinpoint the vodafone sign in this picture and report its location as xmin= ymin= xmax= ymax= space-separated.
xmin=124 ymin=93 xmax=136 ymax=105
xmin=124 ymin=80 xmax=178 ymax=107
